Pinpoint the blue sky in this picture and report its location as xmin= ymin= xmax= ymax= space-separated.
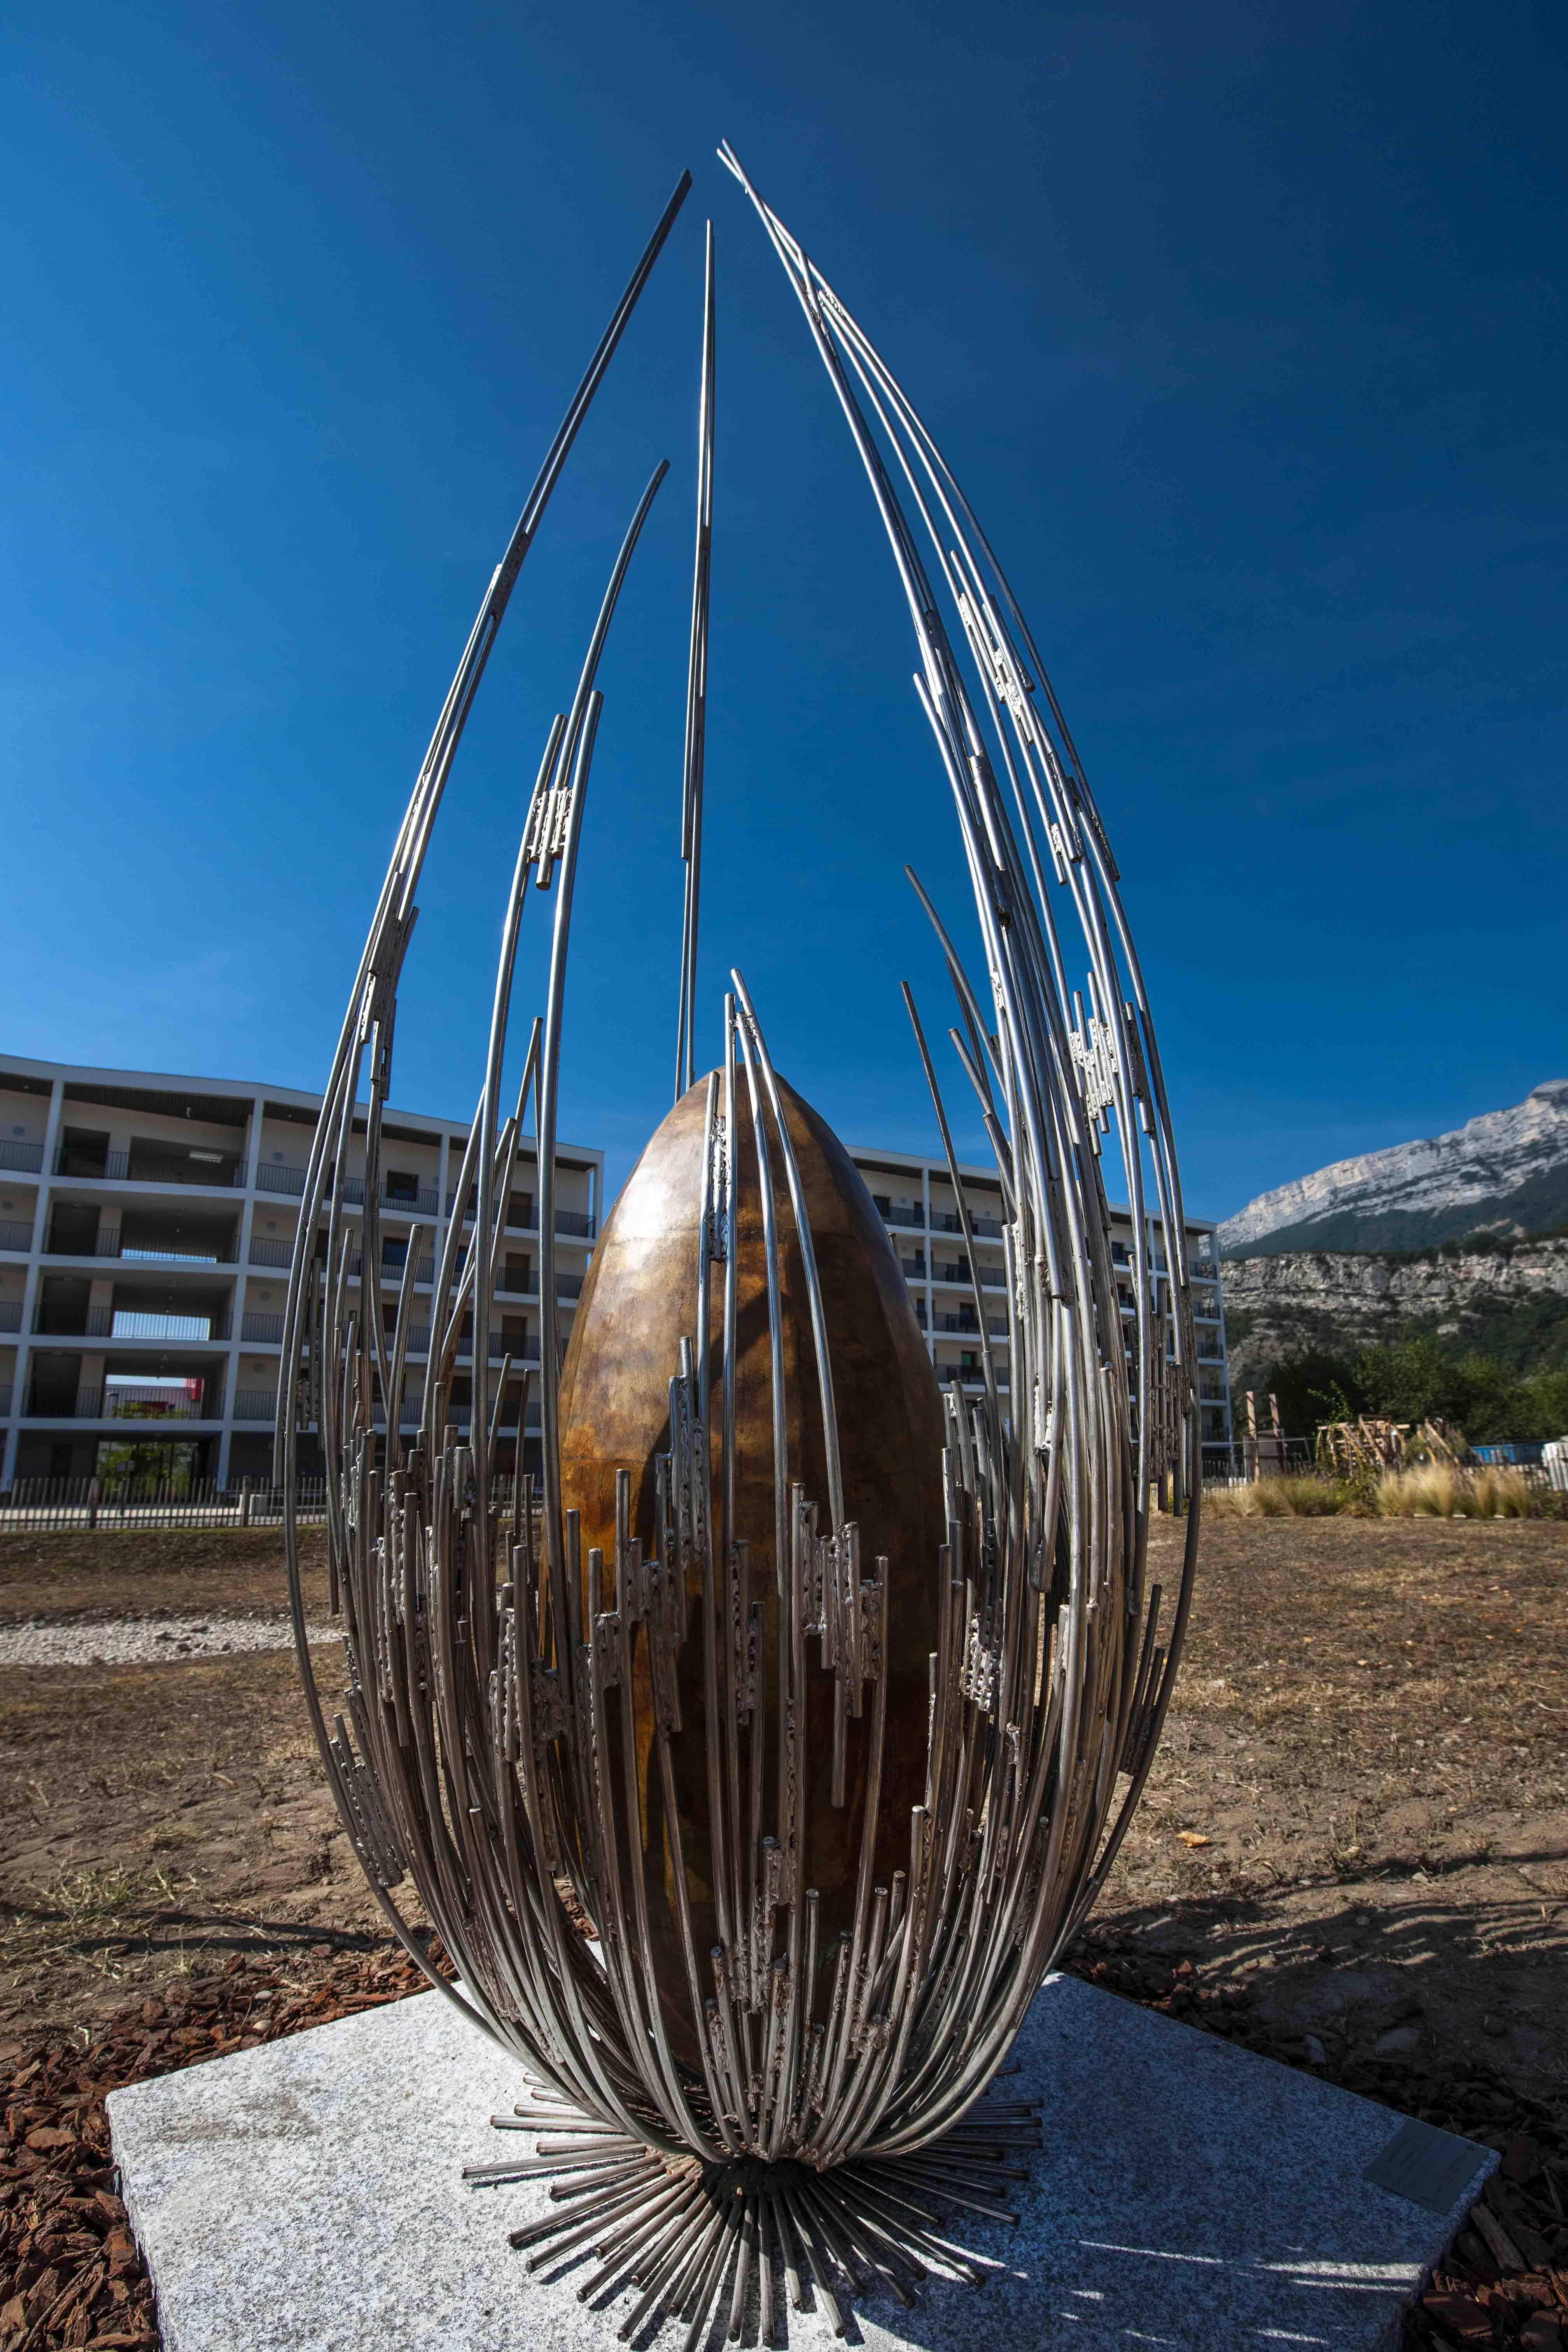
xmin=2 ymin=0 xmax=1564 ymax=1220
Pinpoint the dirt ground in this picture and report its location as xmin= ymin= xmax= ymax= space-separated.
xmin=1092 ymin=1510 xmax=1568 ymax=2111
xmin=1 ymin=1512 xmax=1563 ymax=2093
xmin=0 ymin=1530 xmax=397 ymax=2067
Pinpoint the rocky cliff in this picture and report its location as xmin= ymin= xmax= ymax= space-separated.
xmin=1217 ymin=1081 xmax=1568 ymax=1257
xmin=1220 ymin=1233 xmax=1568 ymax=1386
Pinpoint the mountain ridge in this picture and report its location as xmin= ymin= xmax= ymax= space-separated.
xmin=1217 ymin=1081 xmax=1568 ymax=1259
xmin=1220 ymin=1232 xmax=1568 ymax=1388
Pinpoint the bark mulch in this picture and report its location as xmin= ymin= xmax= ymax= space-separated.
xmin=3 ymin=1926 xmax=1563 ymax=2351
xmin=0 ymin=1941 xmax=444 ymax=2352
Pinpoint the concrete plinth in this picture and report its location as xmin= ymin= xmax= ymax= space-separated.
xmin=107 ymin=1971 xmax=1494 ymax=2352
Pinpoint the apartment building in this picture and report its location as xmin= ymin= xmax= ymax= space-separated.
xmin=847 ymin=1145 xmax=1234 ymax=1459
xmin=0 ymin=1057 xmax=602 ymax=1487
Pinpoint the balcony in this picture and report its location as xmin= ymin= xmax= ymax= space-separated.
xmin=256 ymin=1164 xmax=446 ymax=1218
xmin=249 ymin=1237 xmax=294 ymax=1268
xmin=900 ymin=1256 xmax=926 ymax=1279
xmin=103 ymin=1232 xmax=234 ymax=1265
xmin=256 ymin=1162 xmax=308 ymax=1198
xmin=395 ymin=1325 xmax=542 ymax=1363
xmin=241 ymin=1312 xmax=285 ymax=1344
xmin=233 ymin=1390 xmax=278 ymax=1421
xmin=34 ymin=1308 xmax=230 ymax=1342
xmin=0 ymin=1303 xmax=19 ymax=1334
xmin=931 ymin=1312 xmax=1009 ymax=1337
xmin=31 ymin=1384 xmax=221 ymax=1422
xmin=0 ymin=1220 xmax=34 ymax=1252
xmin=0 ymin=1140 xmax=43 ymax=1175
xmin=382 ymin=1179 xmax=441 ymax=1215
xmin=348 ymin=1253 xmax=436 ymax=1285
xmin=55 ymin=1146 xmax=245 ymax=1189
xmin=931 ymin=1260 xmax=970 ymax=1285
xmin=0 ymin=1385 xmax=10 ymax=1416
xmin=256 ymin=1162 xmax=369 ymax=1203
xmin=874 ymin=1198 xmax=924 ymax=1230
xmin=1197 ymin=1339 xmax=1226 ymax=1363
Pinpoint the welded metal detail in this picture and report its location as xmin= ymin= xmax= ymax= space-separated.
xmin=280 ymin=150 xmax=1199 ymax=2346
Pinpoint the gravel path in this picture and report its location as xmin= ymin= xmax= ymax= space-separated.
xmin=0 ymin=1615 xmax=340 ymax=1666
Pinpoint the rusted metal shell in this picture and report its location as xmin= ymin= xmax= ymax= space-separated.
xmin=559 ymin=1071 xmax=943 ymax=2062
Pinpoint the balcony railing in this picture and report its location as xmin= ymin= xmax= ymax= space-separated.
xmin=449 ymin=1193 xmax=543 ymax=1229
xmin=931 ymin=1260 xmax=970 ymax=1285
xmin=0 ymin=1386 xmax=10 ymax=1416
xmin=47 ymin=1229 xmax=235 ymax=1265
xmin=54 ymin=1148 xmax=245 ymax=1188
xmin=256 ymin=1162 xmax=308 ymax=1197
xmin=0 ymin=1220 xmax=35 ymax=1251
xmin=349 ymin=1253 xmax=436 ymax=1284
xmin=0 ymin=1139 xmax=43 ymax=1174
xmin=241 ymin=1312 xmax=285 ymax=1344
xmin=0 ymin=1302 xmax=19 ymax=1334
xmin=33 ymin=1308 xmax=229 ymax=1342
xmin=256 ymin=1164 xmax=447 ymax=1218
xmin=26 ymin=1385 xmax=220 ymax=1422
xmin=114 ymin=1235 xmax=234 ymax=1265
xmin=256 ymin=1162 xmax=374 ymax=1202
xmin=875 ymin=1199 xmax=924 ymax=1229
xmin=931 ymin=1312 xmax=1010 ymax=1337
xmin=396 ymin=1327 xmax=543 ymax=1364
xmin=233 ymin=1390 xmax=278 ymax=1421
xmin=900 ymin=1256 xmax=926 ymax=1279
xmin=930 ymin=1210 xmax=965 ymax=1234
xmin=382 ymin=1183 xmax=440 ymax=1215
xmin=100 ymin=1386 xmax=219 ymax=1421
xmin=248 ymin=1237 xmax=294 ymax=1268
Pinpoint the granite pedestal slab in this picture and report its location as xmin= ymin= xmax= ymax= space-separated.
xmin=108 ymin=1970 xmax=1494 ymax=2352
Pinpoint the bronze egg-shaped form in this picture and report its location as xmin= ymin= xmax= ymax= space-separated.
xmin=558 ymin=1072 xmax=945 ymax=2065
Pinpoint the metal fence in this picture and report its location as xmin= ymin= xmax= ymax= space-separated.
xmin=0 ymin=1475 xmax=331 ymax=1530
xmin=0 ymin=1471 xmax=543 ymax=1530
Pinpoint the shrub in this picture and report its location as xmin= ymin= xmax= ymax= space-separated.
xmin=1208 ymin=1474 xmax=1356 ymax=1516
xmin=1471 ymin=1466 xmax=1534 ymax=1518
xmin=1377 ymin=1463 xmax=1535 ymax=1517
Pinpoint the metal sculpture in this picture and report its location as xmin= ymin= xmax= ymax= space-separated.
xmin=280 ymin=146 xmax=1201 ymax=2347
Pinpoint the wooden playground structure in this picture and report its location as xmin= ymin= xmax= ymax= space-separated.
xmin=1313 ymin=1411 xmax=1466 ymax=1477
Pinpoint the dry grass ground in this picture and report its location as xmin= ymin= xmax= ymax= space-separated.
xmin=1 ymin=1513 xmax=1563 ymax=2094
xmin=1 ymin=1512 xmax=1565 ymax=2352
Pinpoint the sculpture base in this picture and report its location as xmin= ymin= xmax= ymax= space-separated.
xmin=107 ymin=1972 xmax=1494 ymax=2352
xmin=471 ymin=2107 xmax=1040 ymax=2342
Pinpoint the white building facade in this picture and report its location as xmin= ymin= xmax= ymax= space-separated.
xmin=847 ymin=1144 xmax=1234 ymax=1462
xmin=0 ymin=1057 xmax=602 ymax=1488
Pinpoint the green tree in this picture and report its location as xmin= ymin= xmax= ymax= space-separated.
xmin=1519 ymin=1367 xmax=1568 ymax=1439
xmin=1260 ymin=1352 xmax=1364 ymax=1435
xmin=1355 ymin=1336 xmax=1465 ymax=1424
